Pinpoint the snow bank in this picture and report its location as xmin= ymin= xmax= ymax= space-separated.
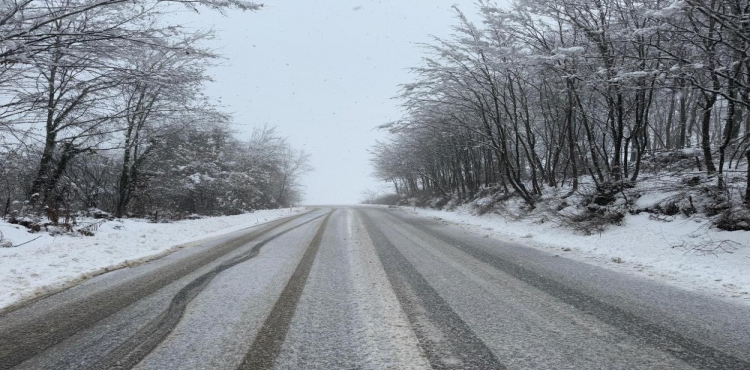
xmin=0 ymin=208 xmax=306 ymax=310
xmin=401 ymin=206 xmax=750 ymax=304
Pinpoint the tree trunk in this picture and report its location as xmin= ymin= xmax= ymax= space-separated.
xmin=666 ymin=92 xmax=675 ymax=149
xmin=678 ymin=82 xmax=688 ymax=148
xmin=116 ymin=127 xmax=134 ymax=218
xmin=43 ymin=145 xmax=76 ymax=217
xmin=28 ymin=133 xmax=57 ymax=203
xmin=718 ymin=74 xmax=739 ymax=188
xmin=28 ymin=63 xmax=60 ymax=204
xmin=701 ymin=93 xmax=718 ymax=174
xmin=563 ymin=80 xmax=578 ymax=198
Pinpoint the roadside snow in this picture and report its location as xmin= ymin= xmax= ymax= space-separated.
xmin=0 ymin=208 xmax=306 ymax=310
xmin=401 ymin=206 xmax=750 ymax=304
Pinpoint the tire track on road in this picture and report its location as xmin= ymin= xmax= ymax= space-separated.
xmin=238 ymin=210 xmax=333 ymax=370
xmin=382 ymin=209 xmax=750 ymax=370
xmin=360 ymin=211 xmax=505 ymax=370
xmin=0 ymin=211 xmax=312 ymax=370
xmin=87 ymin=213 xmax=329 ymax=370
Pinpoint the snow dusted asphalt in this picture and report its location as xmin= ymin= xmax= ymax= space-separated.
xmin=274 ymin=209 xmax=429 ymax=370
xmin=1 ymin=207 xmax=750 ymax=369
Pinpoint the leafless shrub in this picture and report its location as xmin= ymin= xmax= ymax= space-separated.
xmin=714 ymin=208 xmax=750 ymax=231
xmin=8 ymin=216 xmax=42 ymax=233
xmin=549 ymin=183 xmax=628 ymax=235
xmin=0 ymin=231 xmax=13 ymax=248
xmin=670 ymin=239 xmax=740 ymax=257
xmin=663 ymin=225 xmax=741 ymax=256
xmin=76 ymin=220 xmax=106 ymax=237
xmin=474 ymin=199 xmax=498 ymax=216
xmin=648 ymin=214 xmax=674 ymax=222
xmin=637 ymin=193 xmax=696 ymax=218
xmin=363 ymin=193 xmax=402 ymax=206
xmin=567 ymin=209 xmax=625 ymax=235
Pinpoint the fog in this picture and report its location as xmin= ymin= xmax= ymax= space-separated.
xmin=178 ymin=1 xmax=483 ymax=204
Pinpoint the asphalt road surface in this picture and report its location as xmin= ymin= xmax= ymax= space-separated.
xmin=1 ymin=207 xmax=749 ymax=369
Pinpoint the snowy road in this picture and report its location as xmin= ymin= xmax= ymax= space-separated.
xmin=1 ymin=207 xmax=749 ymax=369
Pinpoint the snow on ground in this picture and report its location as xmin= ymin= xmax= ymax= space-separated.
xmin=0 ymin=208 xmax=306 ymax=310
xmin=400 ymin=205 xmax=750 ymax=304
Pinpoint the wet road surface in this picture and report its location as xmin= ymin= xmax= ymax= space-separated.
xmin=1 ymin=207 xmax=749 ymax=369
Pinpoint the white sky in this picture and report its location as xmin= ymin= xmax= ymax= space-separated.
xmin=178 ymin=1 xmax=490 ymax=204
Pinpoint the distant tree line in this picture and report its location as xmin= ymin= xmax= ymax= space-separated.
xmin=0 ymin=0 xmax=311 ymax=222
xmin=372 ymin=0 xmax=750 ymax=208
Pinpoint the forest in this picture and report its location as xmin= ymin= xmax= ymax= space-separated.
xmin=0 ymin=0 xmax=311 ymax=226
xmin=371 ymin=0 xmax=750 ymax=231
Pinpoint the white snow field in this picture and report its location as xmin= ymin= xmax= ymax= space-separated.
xmin=0 ymin=208 xmax=306 ymax=310
xmin=400 ymin=205 xmax=750 ymax=305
